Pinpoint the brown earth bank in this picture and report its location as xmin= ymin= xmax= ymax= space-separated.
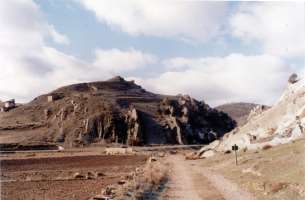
xmin=1 ymin=154 xmax=147 ymax=200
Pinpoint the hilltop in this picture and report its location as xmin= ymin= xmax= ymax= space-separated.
xmin=216 ymin=103 xmax=267 ymax=126
xmin=0 ymin=76 xmax=236 ymax=148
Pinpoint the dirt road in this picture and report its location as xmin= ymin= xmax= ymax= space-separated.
xmin=161 ymin=155 xmax=255 ymax=200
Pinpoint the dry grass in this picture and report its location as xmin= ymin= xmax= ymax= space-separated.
xmin=114 ymin=156 xmax=169 ymax=199
xmin=196 ymin=138 xmax=305 ymax=200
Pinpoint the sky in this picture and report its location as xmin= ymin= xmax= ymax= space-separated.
xmin=0 ymin=0 xmax=304 ymax=106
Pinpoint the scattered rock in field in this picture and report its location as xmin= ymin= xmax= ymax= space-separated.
xmin=169 ymin=150 xmax=177 ymax=155
xmin=263 ymin=182 xmax=289 ymax=194
xmin=125 ymin=173 xmax=134 ymax=180
xmin=73 ymin=172 xmax=85 ymax=179
xmin=242 ymin=168 xmax=262 ymax=177
xmin=126 ymin=191 xmax=133 ymax=197
xmin=91 ymin=195 xmax=112 ymax=200
xmin=135 ymin=167 xmax=143 ymax=174
xmin=118 ymin=179 xmax=127 ymax=185
xmin=185 ymin=152 xmax=199 ymax=160
xmin=148 ymin=157 xmax=157 ymax=163
xmin=157 ymin=152 xmax=166 ymax=157
xmin=224 ymin=150 xmax=231 ymax=154
xmin=289 ymin=183 xmax=305 ymax=197
xmin=87 ymin=171 xmax=97 ymax=179
xmin=105 ymin=147 xmax=133 ymax=155
xmin=102 ymin=186 xmax=116 ymax=196
xmin=97 ymin=172 xmax=106 ymax=177
xmin=270 ymin=182 xmax=288 ymax=193
xmin=262 ymin=144 xmax=273 ymax=150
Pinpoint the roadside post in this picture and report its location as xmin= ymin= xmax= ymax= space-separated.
xmin=232 ymin=144 xmax=239 ymax=165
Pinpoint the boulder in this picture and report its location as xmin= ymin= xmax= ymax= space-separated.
xmin=118 ymin=179 xmax=127 ymax=185
xmin=200 ymin=150 xmax=216 ymax=158
xmin=288 ymin=73 xmax=298 ymax=84
xmin=73 ymin=172 xmax=85 ymax=179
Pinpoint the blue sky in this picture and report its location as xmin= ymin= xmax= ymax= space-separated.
xmin=39 ymin=0 xmax=260 ymax=61
xmin=0 ymin=1 xmax=304 ymax=106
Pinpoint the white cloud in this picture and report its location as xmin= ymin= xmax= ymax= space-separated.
xmin=136 ymin=54 xmax=296 ymax=106
xmin=0 ymin=0 xmax=81 ymax=102
xmin=78 ymin=0 xmax=228 ymax=42
xmin=230 ymin=2 xmax=305 ymax=58
xmin=93 ymin=48 xmax=157 ymax=73
xmin=48 ymin=25 xmax=70 ymax=45
xmin=1 ymin=0 xmax=302 ymax=108
xmin=0 ymin=0 xmax=154 ymax=102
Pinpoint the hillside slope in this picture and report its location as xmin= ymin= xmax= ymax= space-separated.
xmin=0 ymin=76 xmax=236 ymax=147
xmin=216 ymin=103 xmax=266 ymax=126
xmin=199 ymin=76 xmax=305 ymax=155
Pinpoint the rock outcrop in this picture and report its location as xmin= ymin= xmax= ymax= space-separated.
xmin=125 ymin=108 xmax=142 ymax=145
xmin=0 ymin=76 xmax=236 ymax=147
xmin=199 ymin=74 xmax=305 ymax=157
xmin=158 ymin=95 xmax=236 ymax=144
xmin=247 ymin=105 xmax=269 ymax=122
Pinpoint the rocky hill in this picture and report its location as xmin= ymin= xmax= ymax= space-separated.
xmin=199 ymin=75 xmax=305 ymax=157
xmin=0 ymin=76 xmax=236 ymax=148
xmin=216 ymin=103 xmax=266 ymax=126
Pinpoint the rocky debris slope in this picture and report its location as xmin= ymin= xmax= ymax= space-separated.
xmin=199 ymin=75 xmax=305 ymax=157
xmin=0 ymin=76 xmax=236 ymax=147
xmin=216 ymin=103 xmax=266 ymax=126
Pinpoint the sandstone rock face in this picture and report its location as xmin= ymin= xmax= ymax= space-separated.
xmin=125 ymin=108 xmax=142 ymax=145
xmin=199 ymin=76 xmax=305 ymax=155
xmin=0 ymin=76 xmax=236 ymax=147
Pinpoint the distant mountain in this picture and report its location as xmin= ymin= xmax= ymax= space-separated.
xmin=0 ymin=76 xmax=236 ymax=147
xmin=216 ymin=103 xmax=264 ymax=126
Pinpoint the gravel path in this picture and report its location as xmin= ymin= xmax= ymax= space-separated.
xmin=161 ymin=155 xmax=256 ymax=200
xmin=161 ymin=155 xmax=223 ymax=200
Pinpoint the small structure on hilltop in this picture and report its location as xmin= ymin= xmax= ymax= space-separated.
xmin=47 ymin=94 xmax=60 ymax=102
xmin=0 ymin=99 xmax=16 ymax=112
